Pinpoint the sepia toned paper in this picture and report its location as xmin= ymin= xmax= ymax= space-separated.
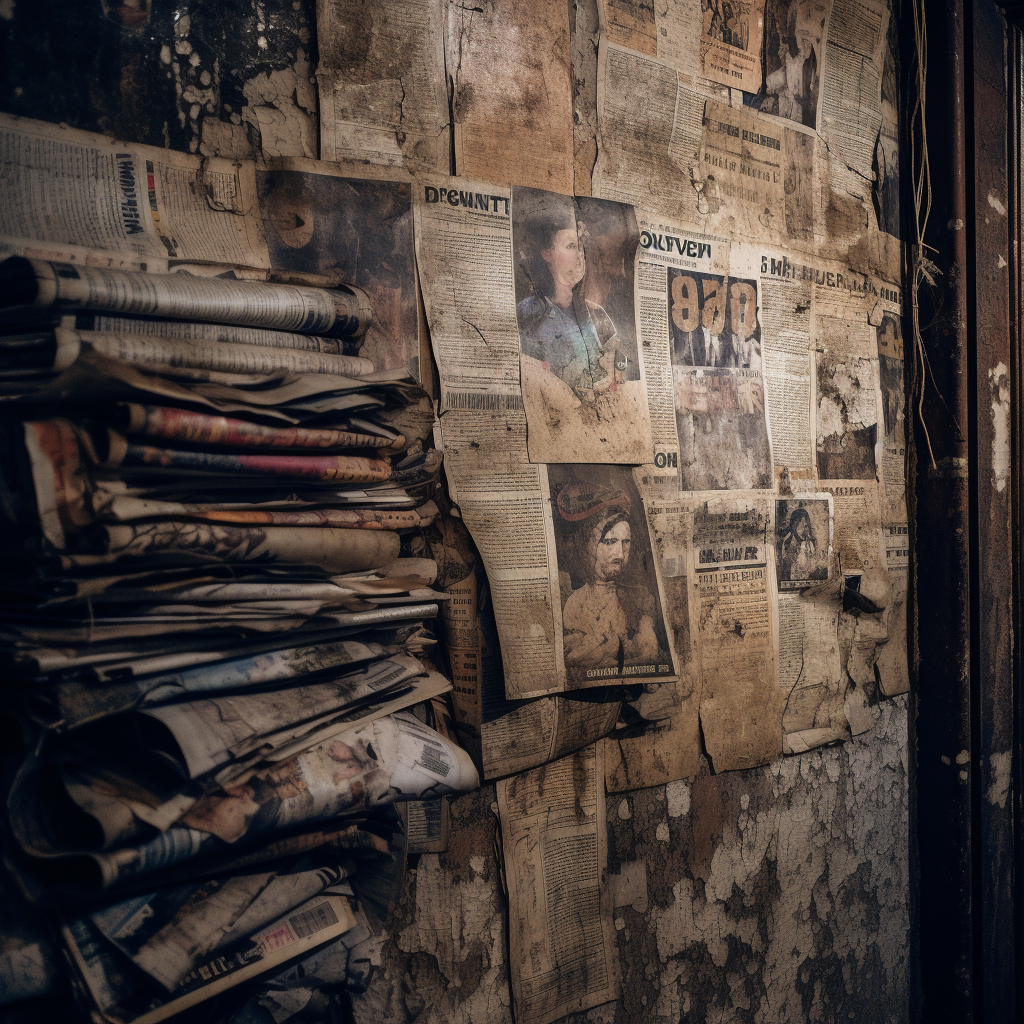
xmin=603 ymin=494 xmax=702 ymax=792
xmin=497 ymin=744 xmax=620 ymax=1024
xmin=257 ymin=161 xmax=422 ymax=379
xmin=700 ymin=0 xmax=765 ymax=92
xmin=774 ymin=493 xmax=832 ymax=591
xmin=316 ymin=0 xmax=450 ymax=175
xmin=695 ymin=99 xmax=785 ymax=240
xmin=415 ymin=178 xmax=673 ymax=698
xmin=693 ymin=496 xmax=782 ymax=769
xmin=437 ymin=553 xmax=622 ymax=780
xmin=0 ymin=113 xmax=271 ymax=269
xmin=744 ymin=0 xmax=831 ymax=132
xmin=448 ymin=0 xmax=574 ymax=194
xmin=778 ymin=591 xmax=849 ymax=752
xmin=512 ymin=186 xmax=654 ymax=464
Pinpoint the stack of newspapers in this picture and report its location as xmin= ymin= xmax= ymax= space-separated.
xmin=0 ymin=256 xmax=479 ymax=1023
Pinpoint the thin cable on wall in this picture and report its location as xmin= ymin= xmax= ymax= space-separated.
xmin=910 ymin=0 xmax=941 ymax=470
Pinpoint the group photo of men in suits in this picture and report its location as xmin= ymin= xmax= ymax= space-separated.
xmin=668 ymin=268 xmax=762 ymax=370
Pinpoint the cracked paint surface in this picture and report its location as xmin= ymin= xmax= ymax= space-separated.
xmin=351 ymin=786 xmax=513 ymax=1024
xmin=0 ymin=0 xmax=317 ymax=160
xmin=362 ymin=700 xmax=908 ymax=1023
xmin=989 ymin=362 xmax=1010 ymax=493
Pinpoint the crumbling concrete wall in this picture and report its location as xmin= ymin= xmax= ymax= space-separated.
xmin=0 ymin=0 xmax=316 ymax=161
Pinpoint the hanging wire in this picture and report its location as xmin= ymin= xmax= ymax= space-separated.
xmin=910 ymin=0 xmax=939 ymax=469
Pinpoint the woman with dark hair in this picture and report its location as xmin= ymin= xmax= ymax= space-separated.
xmin=778 ymin=505 xmax=824 ymax=582
xmin=515 ymin=202 xmax=620 ymax=403
xmin=557 ymin=484 xmax=661 ymax=672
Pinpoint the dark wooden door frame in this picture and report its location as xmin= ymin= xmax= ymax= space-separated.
xmin=907 ymin=0 xmax=1020 ymax=1019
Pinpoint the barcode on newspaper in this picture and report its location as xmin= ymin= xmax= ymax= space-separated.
xmin=288 ymin=901 xmax=339 ymax=939
xmin=367 ymin=664 xmax=407 ymax=690
xmin=445 ymin=391 xmax=524 ymax=411
xmin=419 ymin=745 xmax=451 ymax=777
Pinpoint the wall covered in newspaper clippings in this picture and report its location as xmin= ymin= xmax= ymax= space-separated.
xmin=0 ymin=0 xmax=908 ymax=1022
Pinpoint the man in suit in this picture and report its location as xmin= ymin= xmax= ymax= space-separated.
xmin=675 ymin=296 xmax=735 ymax=366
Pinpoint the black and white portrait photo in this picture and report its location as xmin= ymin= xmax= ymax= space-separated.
xmin=775 ymin=497 xmax=831 ymax=589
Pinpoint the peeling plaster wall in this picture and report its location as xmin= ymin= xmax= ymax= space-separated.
xmin=0 ymin=0 xmax=317 ymax=160
xmin=355 ymin=699 xmax=909 ymax=1024
xmin=0 ymin=4 xmax=910 ymax=1021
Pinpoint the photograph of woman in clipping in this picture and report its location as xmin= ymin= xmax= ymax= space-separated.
xmin=512 ymin=188 xmax=653 ymax=464
xmin=515 ymin=203 xmax=618 ymax=400
xmin=774 ymin=498 xmax=830 ymax=589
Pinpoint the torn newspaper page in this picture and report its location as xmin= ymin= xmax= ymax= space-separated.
xmin=695 ymin=99 xmax=785 ymax=241
xmin=774 ymin=493 xmax=832 ymax=590
xmin=477 ymin=462 xmax=675 ymax=699
xmin=873 ymin=14 xmax=900 ymax=239
xmin=137 ymin=665 xmax=449 ymax=782
xmin=873 ymin=279 xmax=908 ymax=697
xmin=819 ymin=481 xmax=888 ymax=595
xmin=814 ymin=315 xmax=879 ymax=483
xmin=731 ymin=244 xmax=814 ymax=487
xmin=598 ymin=0 xmax=759 ymax=92
xmin=744 ymin=0 xmax=831 ymax=133
xmin=82 ymin=316 xmax=358 ymax=356
xmin=819 ymin=479 xmax=892 ymax=726
xmin=603 ymin=679 xmax=696 ymax=791
xmin=257 ymin=161 xmax=421 ymax=378
xmin=497 ymin=744 xmax=620 ymax=1024
xmin=693 ymin=495 xmax=782 ymax=768
xmin=448 ymin=0 xmax=574 ymax=193
xmin=591 ymin=42 xmax=815 ymax=245
xmin=779 ymin=590 xmax=848 ymax=752
xmin=0 ymin=113 xmax=270 ymax=269
xmin=562 ymin=463 xmax=677 ymax=692
xmin=700 ymin=0 xmax=765 ymax=91
xmin=592 ymin=41 xmax=719 ymax=223
xmin=660 ymin=252 xmax=774 ymax=490
xmin=771 ymin=486 xmax=846 ymax=752
xmin=512 ymin=186 xmax=654 ymax=463
xmin=599 ymin=0 xmax=659 ymax=56
xmin=633 ymin=216 xmax=728 ymax=479
xmin=603 ymin=493 xmax=702 ymax=792
xmin=818 ymin=0 xmax=887 ymax=180
xmin=875 ymin=520 xmax=909 ymax=696
xmin=315 ymin=0 xmax=450 ymax=175
xmin=873 ymin=283 xmax=906 ymax=527
xmin=435 ymin=541 xmax=620 ymax=780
